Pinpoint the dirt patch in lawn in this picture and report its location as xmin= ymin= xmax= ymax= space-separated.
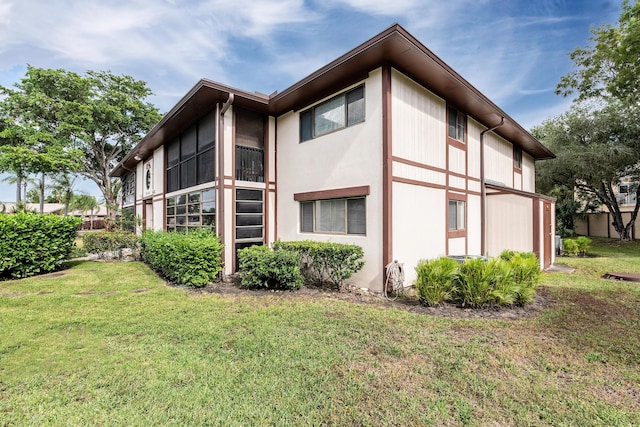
xmin=191 ymin=277 xmax=551 ymax=320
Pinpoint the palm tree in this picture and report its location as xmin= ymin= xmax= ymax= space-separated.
xmin=71 ymin=194 xmax=98 ymax=229
xmin=49 ymin=173 xmax=76 ymax=215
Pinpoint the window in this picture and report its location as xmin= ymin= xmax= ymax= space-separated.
xmin=166 ymin=111 xmax=216 ymax=193
xmin=235 ymin=189 xmax=264 ymax=240
xmin=300 ymin=197 xmax=366 ymax=235
xmin=514 ymin=146 xmax=522 ymax=169
xmin=447 ymin=106 xmax=466 ymax=142
xmin=448 ymin=200 xmax=465 ymax=231
xmin=300 ymin=85 xmax=365 ymax=142
xmin=122 ymin=172 xmax=135 ymax=206
xmin=166 ymin=188 xmax=215 ymax=232
xmin=235 ymin=108 xmax=265 ymax=182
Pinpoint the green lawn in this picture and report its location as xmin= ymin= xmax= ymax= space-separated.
xmin=1 ymin=239 xmax=639 ymax=426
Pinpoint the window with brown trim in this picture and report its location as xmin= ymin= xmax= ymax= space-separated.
xmin=513 ymin=146 xmax=522 ymax=170
xmin=300 ymin=197 xmax=366 ymax=235
xmin=448 ymin=199 xmax=466 ymax=231
xmin=447 ymin=106 xmax=466 ymax=143
xmin=300 ymin=85 xmax=365 ymax=142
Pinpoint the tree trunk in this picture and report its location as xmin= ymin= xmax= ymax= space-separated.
xmin=39 ymin=172 xmax=45 ymax=214
xmin=15 ymin=174 xmax=22 ymax=203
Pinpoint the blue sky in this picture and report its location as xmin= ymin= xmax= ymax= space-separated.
xmin=0 ymin=0 xmax=623 ymax=202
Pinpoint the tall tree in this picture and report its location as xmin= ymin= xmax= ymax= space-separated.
xmin=556 ymin=0 xmax=640 ymax=104
xmin=0 ymin=66 xmax=161 ymax=218
xmin=550 ymin=0 xmax=640 ymax=240
xmin=79 ymin=70 xmax=161 ymax=218
xmin=0 ymin=68 xmax=84 ymax=211
xmin=534 ymin=105 xmax=640 ymax=240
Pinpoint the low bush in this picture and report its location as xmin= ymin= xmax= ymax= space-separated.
xmin=82 ymin=231 xmax=139 ymax=260
xmin=140 ymin=230 xmax=223 ymax=287
xmin=415 ymin=257 xmax=458 ymax=306
xmin=273 ymin=240 xmax=365 ymax=290
xmin=415 ymin=252 xmax=541 ymax=308
xmin=0 ymin=212 xmax=81 ymax=279
xmin=563 ymin=236 xmax=592 ymax=256
xmin=237 ymin=245 xmax=303 ymax=290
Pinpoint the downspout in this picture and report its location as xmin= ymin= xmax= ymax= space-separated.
xmin=480 ymin=117 xmax=504 ymax=257
xmin=218 ymin=93 xmax=234 ymax=269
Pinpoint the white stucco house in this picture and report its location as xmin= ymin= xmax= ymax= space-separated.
xmin=111 ymin=24 xmax=556 ymax=292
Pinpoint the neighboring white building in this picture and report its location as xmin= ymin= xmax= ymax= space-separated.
xmin=111 ymin=24 xmax=556 ymax=292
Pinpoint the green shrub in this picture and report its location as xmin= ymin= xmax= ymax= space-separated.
xmin=501 ymin=251 xmax=540 ymax=305
xmin=82 ymin=231 xmax=139 ymax=260
xmin=563 ymin=236 xmax=591 ymax=257
xmin=415 ymin=257 xmax=458 ymax=306
xmin=237 ymin=245 xmax=303 ymax=290
xmin=140 ymin=230 xmax=223 ymax=287
xmin=273 ymin=240 xmax=365 ymax=290
xmin=414 ymin=252 xmax=541 ymax=308
xmin=0 ymin=212 xmax=81 ymax=279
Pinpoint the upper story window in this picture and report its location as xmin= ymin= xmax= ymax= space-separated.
xmin=513 ymin=146 xmax=523 ymax=169
xmin=122 ymin=172 xmax=135 ymax=206
xmin=166 ymin=110 xmax=216 ymax=193
xmin=235 ymin=108 xmax=265 ymax=182
xmin=300 ymin=85 xmax=365 ymax=142
xmin=447 ymin=106 xmax=466 ymax=143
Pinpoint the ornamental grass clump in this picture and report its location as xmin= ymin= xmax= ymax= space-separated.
xmin=415 ymin=251 xmax=541 ymax=308
xmin=414 ymin=257 xmax=458 ymax=306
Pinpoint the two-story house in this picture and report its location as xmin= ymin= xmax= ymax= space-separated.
xmin=111 ymin=24 xmax=556 ymax=291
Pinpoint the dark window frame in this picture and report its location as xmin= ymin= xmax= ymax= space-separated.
xmin=447 ymin=105 xmax=466 ymax=143
xmin=299 ymin=85 xmax=365 ymax=142
xmin=166 ymin=111 xmax=216 ymax=194
xmin=513 ymin=145 xmax=523 ymax=170
xmin=299 ymin=196 xmax=366 ymax=235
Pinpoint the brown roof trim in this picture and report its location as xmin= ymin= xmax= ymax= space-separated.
xmin=111 ymin=23 xmax=554 ymax=177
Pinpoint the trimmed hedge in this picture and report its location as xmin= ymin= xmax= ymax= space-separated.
xmin=415 ymin=251 xmax=541 ymax=308
xmin=140 ymin=230 xmax=223 ymax=287
xmin=0 ymin=212 xmax=81 ymax=279
xmin=82 ymin=231 xmax=139 ymax=260
xmin=272 ymin=240 xmax=365 ymax=290
xmin=237 ymin=245 xmax=303 ymax=290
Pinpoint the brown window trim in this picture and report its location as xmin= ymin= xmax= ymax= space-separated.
xmin=447 ymin=192 xmax=467 ymax=238
xmin=294 ymin=185 xmax=370 ymax=202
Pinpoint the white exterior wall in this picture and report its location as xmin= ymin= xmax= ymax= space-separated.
xmin=485 ymin=132 xmax=514 ymax=188
xmin=467 ymin=119 xmax=482 ymax=181
xmin=486 ymin=194 xmax=533 ymax=255
xmin=391 ymin=70 xmax=446 ymax=168
xmin=276 ymin=70 xmax=384 ymax=290
xmin=392 ymin=182 xmax=446 ymax=286
xmin=467 ymin=194 xmax=481 ymax=254
xmin=151 ymin=145 xmax=165 ymax=231
xmin=391 ymin=69 xmax=450 ymax=286
xmin=267 ymin=116 xmax=277 ymax=246
xmin=522 ymin=153 xmax=535 ymax=193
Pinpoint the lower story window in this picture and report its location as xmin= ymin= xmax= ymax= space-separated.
xmin=448 ymin=199 xmax=466 ymax=231
xmin=300 ymin=197 xmax=366 ymax=235
xmin=166 ymin=188 xmax=215 ymax=232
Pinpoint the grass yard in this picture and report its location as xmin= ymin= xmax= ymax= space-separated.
xmin=1 ymin=239 xmax=639 ymax=426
